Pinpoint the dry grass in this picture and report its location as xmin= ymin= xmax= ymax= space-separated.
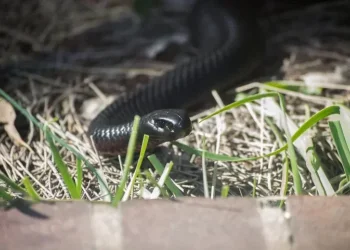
xmin=1 ymin=0 xmax=350 ymax=201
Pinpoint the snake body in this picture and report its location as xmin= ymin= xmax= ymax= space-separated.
xmin=87 ymin=0 xmax=265 ymax=155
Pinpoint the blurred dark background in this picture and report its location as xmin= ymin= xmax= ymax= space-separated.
xmin=1 ymin=0 xmax=350 ymax=85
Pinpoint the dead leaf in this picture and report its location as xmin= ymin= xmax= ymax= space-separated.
xmin=80 ymin=95 xmax=117 ymax=121
xmin=0 ymin=98 xmax=33 ymax=152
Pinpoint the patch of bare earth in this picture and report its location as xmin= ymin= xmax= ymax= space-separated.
xmin=1 ymin=0 xmax=350 ymax=200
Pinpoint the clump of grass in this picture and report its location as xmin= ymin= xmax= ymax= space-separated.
xmin=175 ymin=84 xmax=350 ymax=197
xmin=1 ymin=79 xmax=350 ymax=205
xmin=0 ymin=88 xmax=186 ymax=204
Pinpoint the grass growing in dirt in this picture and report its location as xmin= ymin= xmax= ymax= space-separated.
xmin=1 ymin=0 xmax=350 ymax=206
xmin=1 ymin=80 xmax=350 ymax=206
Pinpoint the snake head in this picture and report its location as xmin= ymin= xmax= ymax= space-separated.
xmin=139 ymin=109 xmax=192 ymax=142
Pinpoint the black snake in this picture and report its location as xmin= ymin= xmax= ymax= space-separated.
xmin=87 ymin=0 xmax=266 ymax=155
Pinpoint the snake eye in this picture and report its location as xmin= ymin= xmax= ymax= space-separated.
xmin=141 ymin=109 xmax=192 ymax=140
xmin=153 ymin=118 xmax=175 ymax=132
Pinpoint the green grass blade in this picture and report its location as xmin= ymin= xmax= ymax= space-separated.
xmin=95 ymin=168 xmax=111 ymax=202
xmin=0 ymin=89 xmax=111 ymax=198
xmin=76 ymin=158 xmax=83 ymax=197
xmin=329 ymin=120 xmax=350 ymax=181
xmin=0 ymin=172 xmax=27 ymax=194
xmin=265 ymin=80 xmax=323 ymax=95
xmin=336 ymin=178 xmax=348 ymax=194
xmin=252 ymin=178 xmax=257 ymax=198
xmin=200 ymin=92 xmax=278 ymax=122
xmin=45 ymin=127 xmax=80 ymax=199
xmin=288 ymin=105 xmax=339 ymax=145
xmin=123 ymin=134 xmax=149 ymax=201
xmin=305 ymin=146 xmax=327 ymax=195
xmin=264 ymin=117 xmax=289 ymax=198
xmin=221 ymin=185 xmax=229 ymax=198
xmin=279 ymin=157 xmax=290 ymax=208
xmin=277 ymin=93 xmax=302 ymax=195
xmin=147 ymin=154 xmax=183 ymax=197
xmin=112 ymin=115 xmax=140 ymax=206
xmin=22 ymin=177 xmax=41 ymax=201
xmin=0 ymin=187 xmax=14 ymax=201
xmin=339 ymin=105 xmax=350 ymax=150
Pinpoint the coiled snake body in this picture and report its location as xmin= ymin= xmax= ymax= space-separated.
xmin=87 ymin=0 xmax=265 ymax=155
